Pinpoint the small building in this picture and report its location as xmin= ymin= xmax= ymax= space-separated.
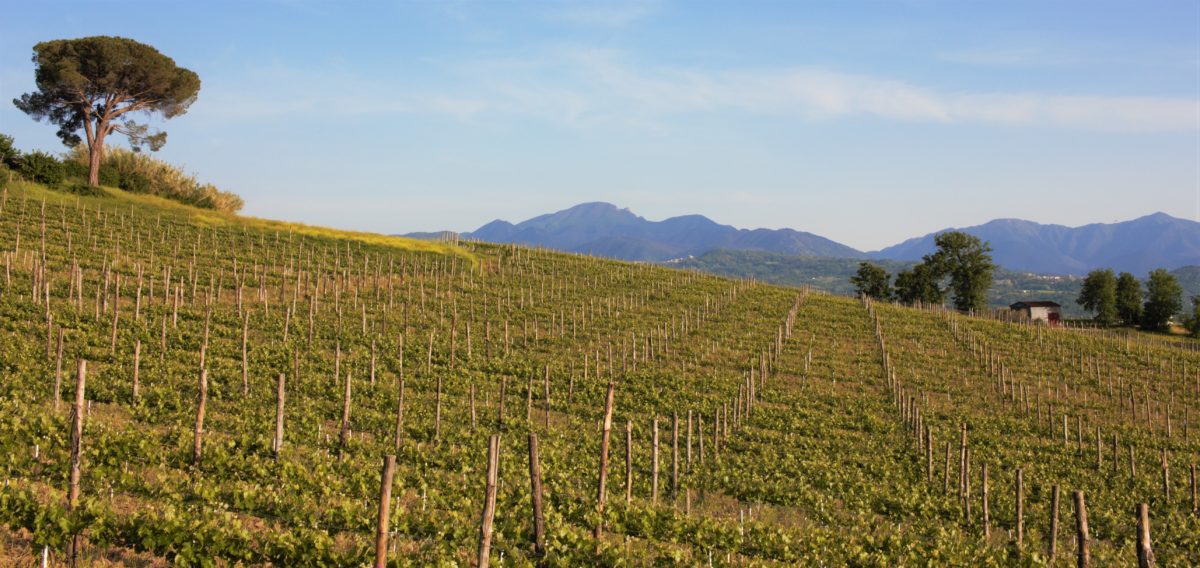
xmin=1010 ymin=301 xmax=1062 ymax=325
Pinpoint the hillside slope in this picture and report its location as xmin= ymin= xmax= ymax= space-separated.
xmin=0 ymin=181 xmax=1196 ymax=565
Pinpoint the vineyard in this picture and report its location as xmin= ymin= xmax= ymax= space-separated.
xmin=0 ymin=181 xmax=1197 ymax=566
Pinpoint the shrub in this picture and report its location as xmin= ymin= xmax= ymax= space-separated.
xmin=99 ymin=164 xmax=120 ymax=187
xmin=65 ymin=144 xmax=243 ymax=212
xmin=119 ymin=170 xmax=151 ymax=194
xmin=63 ymin=159 xmax=88 ymax=179
xmin=16 ymin=151 xmax=65 ymax=186
xmin=194 ymin=183 xmax=246 ymax=213
xmin=62 ymin=182 xmax=108 ymax=197
xmin=63 ymin=160 xmax=121 ymax=187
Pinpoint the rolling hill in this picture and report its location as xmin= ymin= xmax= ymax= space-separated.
xmin=1 ymin=179 xmax=1197 ymax=565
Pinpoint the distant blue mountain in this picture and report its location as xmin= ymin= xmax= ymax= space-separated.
xmin=439 ymin=202 xmax=864 ymax=261
xmin=403 ymin=204 xmax=1200 ymax=275
xmin=869 ymin=212 xmax=1200 ymax=275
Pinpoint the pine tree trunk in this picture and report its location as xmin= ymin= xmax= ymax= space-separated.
xmin=87 ymin=131 xmax=107 ymax=187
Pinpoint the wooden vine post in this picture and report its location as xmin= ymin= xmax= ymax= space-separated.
xmin=686 ymin=409 xmax=693 ymax=473
xmin=1015 ymin=468 xmax=1024 ymax=549
xmin=925 ymin=428 xmax=933 ymax=482
xmin=652 ymin=415 xmax=660 ymax=505
xmin=478 ymin=434 xmax=501 ymax=568
xmin=339 ymin=369 xmax=352 ymax=449
xmin=374 ymin=455 xmax=396 ymax=568
xmin=594 ymin=382 xmax=615 ymax=540
xmin=131 ymin=339 xmax=141 ymax=402
xmin=1049 ymin=485 xmax=1060 ymax=559
xmin=53 ymin=328 xmax=64 ymax=410
xmin=1191 ymin=463 xmax=1197 ymax=513
xmin=394 ymin=339 xmax=406 ymax=451
xmin=193 ymin=367 xmax=208 ymax=467
xmin=1074 ymin=490 xmax=1089 ymax=568
xmin=273 ymin=373 xmax=286 ymax=457
xmin=241 ymin=313 xmax=249 ymax=397
xmin=959 ymin=423 xmax=968 ymax=505
xmin=528 ymin=433 xmax=546 ymax=559
xmin=981 ymin=463 xmax=990 ymax=539
xmin=1135 ymin=503 xmax=1155 ymax=568
xmin=672 ymin=412 xmax=679 ymax=502
xmin=67 ymin=360 xmax=87 ymax=568
xmin=67 ymin=360 xmax=87 ymax=506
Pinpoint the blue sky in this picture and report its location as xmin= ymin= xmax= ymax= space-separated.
xmin=0 ymin=0 xmax=1197 ymax=250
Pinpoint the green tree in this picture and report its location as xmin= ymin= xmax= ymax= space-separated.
xmin=894 ymin=263 xmax=944 ymax=305
xmin=924 ymin=231 xmax=994 ymax=313
xmin=1076 ymin=268 xmax=1118 ymax=325
xmin=850 ymin=262 xmax=892 ymax=301
xmin=0 ymin=133 xmax=18 ymax=167
xmin=1141 ymin=268 xmax=1182 ymax=331
xmin=1185 ymin=296 xmax=1200 ymax=338
xmin=13 ymin=36 xmax=200 ymax=186
xmin=16 ymin=150 xmax=65 ymax=186
xmin=1115 ymin=272 xmax=1143 ymax=325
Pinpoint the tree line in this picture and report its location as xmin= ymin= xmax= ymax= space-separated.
xmin=1076 ymin=267 xmax=1192 ymax=334
xmin=850 ymin=232 xmax=1194 ymax=335
xmin=850 ymin=231 xmax=995 ymax=313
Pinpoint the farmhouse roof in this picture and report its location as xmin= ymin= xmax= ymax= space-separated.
xmin=1010 ymin=301 xmax=1061 ymax=309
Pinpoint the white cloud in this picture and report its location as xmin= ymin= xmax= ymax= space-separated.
xmin=474 ymin=50 xmax=1198 ymax=131
xmin=191 ymin=49 xmax=1200 ymax=132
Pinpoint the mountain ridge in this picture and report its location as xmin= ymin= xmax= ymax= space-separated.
xmin=444 ymin=202 xmax=863 ymax=261
xmin=870 ymin=211 xmax=1200 ymax=275
xmin=403 ymin=204 xmax=1200 ymax=275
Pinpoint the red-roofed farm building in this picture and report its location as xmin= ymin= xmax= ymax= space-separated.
xmin=1009 ymin=301 xmax=1062 ymax=326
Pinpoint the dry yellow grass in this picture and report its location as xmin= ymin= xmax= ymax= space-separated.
xmin=2 ymin=180 xmax=473 ymax=262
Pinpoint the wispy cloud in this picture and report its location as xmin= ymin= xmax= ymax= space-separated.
xmin=458 ymin=49 xmax=1199 ymax=131
xmin=192 ymin=49 xmax=1199 ymax=132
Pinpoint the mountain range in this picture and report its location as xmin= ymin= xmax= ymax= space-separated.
xmin=871 ymin=212 xmax=1200 ymax=275
xmin=410 ymin=202 xmax=861 ymax=261
xmin=405 ymin=203 xmax=1200 ymax=276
